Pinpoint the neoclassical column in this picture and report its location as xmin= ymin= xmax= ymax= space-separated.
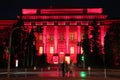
xmin=43 ymin=26 xmax=47 ymax=54
xmin=66 ymin=26 xmax=69 ymax=54
xmin=54 ymin=26 xmax=58 ymax=54
xmin=77 ymin=26 xmax=81 ymax=54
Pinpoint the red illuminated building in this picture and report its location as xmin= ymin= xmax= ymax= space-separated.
xmin=0 ymin=8 xmax=120 ymax=66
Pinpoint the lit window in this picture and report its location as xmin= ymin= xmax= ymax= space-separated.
xmin=70 ymin=33 xmax=74 ymax=40
xmin=39 ymin=47 xmax=43 ymax=55
xmin=65 ymin=56 xmax=70 ymax=64
xmin=39 ymin=34 xmax=42 ymax=40
xmin=50 ymin=47 xmax=54 ymax=54
xmin=70 ymin=47 xmax=74 ymax=54
xmin=81 ymin=47 xmax=83 ymax=54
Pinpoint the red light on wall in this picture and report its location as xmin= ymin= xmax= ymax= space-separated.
xmin=24 ymin=22 xmax=31 ymax=25
xmin=22 ymin=15 xmax=107 ymax=20
xmin=36 ymin=22 xmax=43 ymax=25
xmin=87 ymin=8 xmax=103 ymax=14
xmin=47 ymin=22 xmax=54 ymax=25
xmin=22 ymin=9 xmax=37 ymax=14
xmin=0 ymin=20 xmax=18 ymax=25
xmin=41 ymin=9 xmax=84 ymax=14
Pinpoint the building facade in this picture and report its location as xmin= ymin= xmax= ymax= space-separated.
xmin=22 ymin=8 xmax=107 ymax=64
xmin=0 ymin=8 xmax=120 ymax=67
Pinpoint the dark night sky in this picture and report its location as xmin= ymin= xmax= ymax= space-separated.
xmin=0 ymin=0 xmax=120 ymax=19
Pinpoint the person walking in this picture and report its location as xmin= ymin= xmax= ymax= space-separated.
xmin=64 ymin=61 xmax=69 ymax=76
xmin=61 ymin=61 xmax=65 ymax=77
xmin=69 ymin=61 xmax=74 ymax=76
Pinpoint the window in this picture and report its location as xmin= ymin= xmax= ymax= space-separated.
xmin=81 ymin=47 xmax=83 ymax=54
xmin=65 ymin=56 xmax=70 ymax=64
xmin=39 ymin=34 xmax=42 ymax=40
xmin=70 ymin=47 xmax=74 ymax=54
xmin=50 ymin=47 xmax=54 ymax=54
xmin=39 ymin=47 xmax=43 ymax=55
xmin=53 ymin=56 xmax=58 ymax=64
xmin=50 ymin=34 xmax=54 ymax=41
xmin=70 ymin=33 xmax=74 ymax=40
xmin=60 ymin=33 xmax=64 ymax=40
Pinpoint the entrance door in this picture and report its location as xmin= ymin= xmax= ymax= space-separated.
xmin=59 ymin=52 xmax=65 ymax=63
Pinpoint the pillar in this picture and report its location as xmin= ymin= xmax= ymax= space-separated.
xmin=66 ymin=26 xmax=69 ymax=54
xmin=43 ymin=26 xmax=47 ymax=54
xmin=77 ymin=26 xmax=81 ymax=54
xmin=54 ymin=26 xmax=58 ymax=54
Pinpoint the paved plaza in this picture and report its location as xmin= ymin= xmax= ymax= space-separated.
xmin=0 ymin=65 xmax=120 ymax=80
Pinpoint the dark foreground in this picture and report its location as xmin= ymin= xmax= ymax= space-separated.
xmin=0 ymin=65 xmax=120 ymax=80
xmin=1 ymin=77 xmax=120 ymax=80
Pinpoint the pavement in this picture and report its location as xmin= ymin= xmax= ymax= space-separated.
xmin=0 ymin=65 xmax=120 ymax=80
xmin=1 ymin=76 xmax=120 ymax=80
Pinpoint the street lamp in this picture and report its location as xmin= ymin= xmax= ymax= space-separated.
xmin=7 ymin=27 xmax=22 ymax=78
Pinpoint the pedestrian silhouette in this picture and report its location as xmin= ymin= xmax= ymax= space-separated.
xmin=69 ymin=61 xmax=74 ymax=76
xmin=61 ymin=61 xmax=65 ymax=77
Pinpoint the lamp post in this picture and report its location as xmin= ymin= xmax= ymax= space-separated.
xmin=82 ymin=53 xmax=85 ymax=70
xmin=7 ymin=27 xmax=22 ymax=78
xmin=79 ymin=41 xmax=85 ymax=70
xmin=103 ymin=52 xmax=107 ymax=78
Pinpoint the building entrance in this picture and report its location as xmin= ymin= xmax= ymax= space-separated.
xmin=59 ymin=52 xmax=65 ymax=63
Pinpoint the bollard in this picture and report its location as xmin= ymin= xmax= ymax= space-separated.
xmin=33 ymin=66 xmax=36 ymax=70
xmin=88 ymin=66 xmax=91 ymax=77
xmin=25 ymin=68 xmax=27 ymax=78
xmin=48 ymin=67 xmax=50 ymax=70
